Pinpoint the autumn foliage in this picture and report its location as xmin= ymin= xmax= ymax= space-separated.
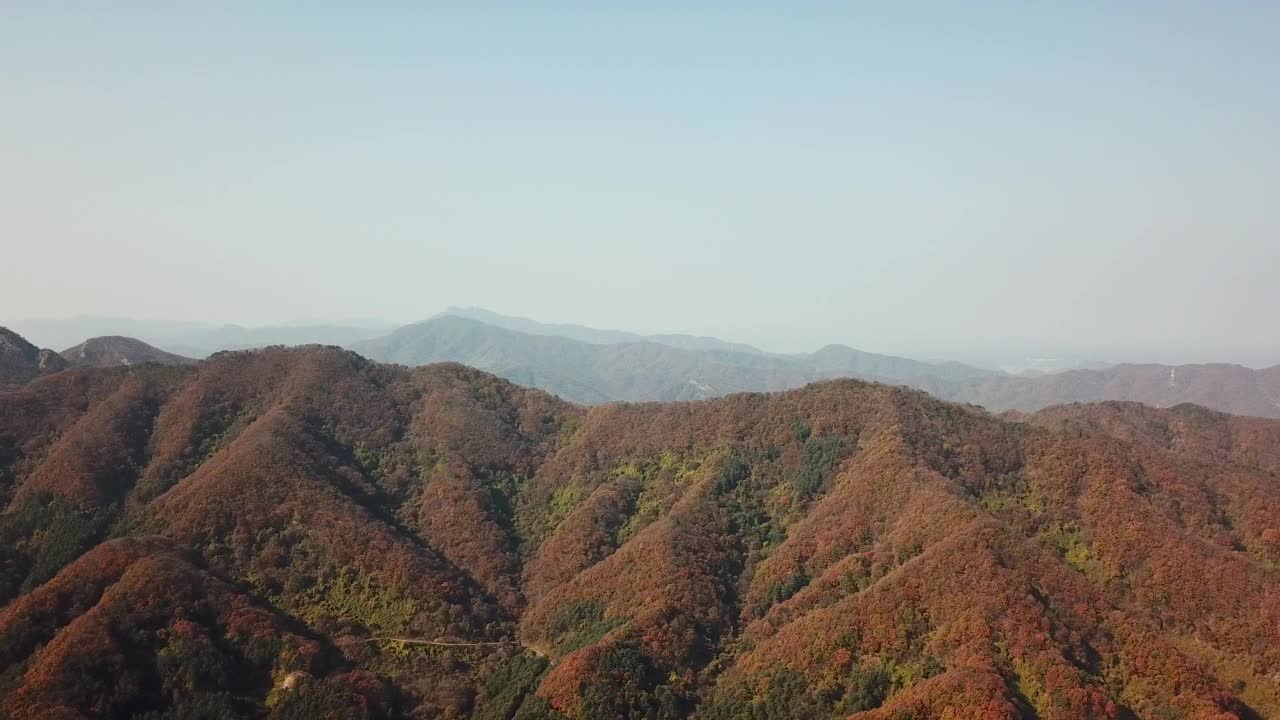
xmin=1 ymin=347 xmax=1279 ymax=718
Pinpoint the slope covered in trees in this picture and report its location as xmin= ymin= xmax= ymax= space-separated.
xmin=2 ymin=346 xmax=1279 ymax=719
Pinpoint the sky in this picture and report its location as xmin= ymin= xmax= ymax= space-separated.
xmin=3 ymin=3 xmax=1279 ymax=364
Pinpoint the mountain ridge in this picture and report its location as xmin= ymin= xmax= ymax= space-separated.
xmin=9 ymin=318 xmax=1280 ymax=418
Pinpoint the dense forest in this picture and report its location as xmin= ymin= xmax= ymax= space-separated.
xmin=2 ymin=344 xmax=1280 ymax=719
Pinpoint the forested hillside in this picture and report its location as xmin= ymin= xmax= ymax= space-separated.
xmin=1 ymin=346 xmax=1279 ymax=719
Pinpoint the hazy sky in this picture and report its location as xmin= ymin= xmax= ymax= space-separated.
xmin=4 ymin=4 xmax=1278 ymax=362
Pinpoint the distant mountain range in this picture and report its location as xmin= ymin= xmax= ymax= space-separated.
xmin=7 ymin=311 xmax=1280 ymax=418
xmin=11 ymin=316 xmax=393 ymax=358
xmin=355 ymin=315 xmax=817 ymax=403
xmin=353 ymin=314 xmax=997 ymax=404
xmin=444 ymin=306 xmax=769 ymax=355
xmin=354 ymin=311 xmax=1280 ymax=418
xmin=925 ymin=362 xmax=1280 ymax=419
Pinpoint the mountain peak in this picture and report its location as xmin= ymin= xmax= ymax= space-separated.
xmin=60 ymin=336 xmax=196 ymax=369
xmin=0 ymin=326 xmax=68 ymax=385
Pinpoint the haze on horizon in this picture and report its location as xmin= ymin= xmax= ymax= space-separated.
xmin=4 ymin=4 xmax=1279 ymax=366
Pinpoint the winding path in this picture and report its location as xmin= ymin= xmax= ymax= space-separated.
xmin=337 ymin=636 xmax=547 ymax=657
